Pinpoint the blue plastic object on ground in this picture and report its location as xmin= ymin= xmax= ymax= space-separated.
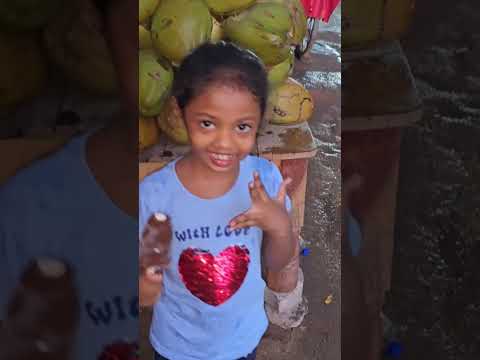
xmin=300 ymin=247 xmax=311 ymax=256
xmin=384 ymin=341 xmax=403 ymax=358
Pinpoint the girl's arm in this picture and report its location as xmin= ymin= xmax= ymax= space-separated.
xmin=262 ymin=216 xmax=296 ymax=271
xmin=229 ymin=171 xmax=296 ymax=271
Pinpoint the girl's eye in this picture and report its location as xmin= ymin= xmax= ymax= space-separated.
xmin=237 ymin=123 xmax=252 ymax=132
xmin=200 ymin=120 xmax=214 ymax=128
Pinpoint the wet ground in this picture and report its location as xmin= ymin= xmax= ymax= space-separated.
xmin=383 ymin=0 xmax=480 ymax=358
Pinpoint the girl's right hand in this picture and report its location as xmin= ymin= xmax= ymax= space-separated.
xmin=139 ymin=267 xmax=164 ymax=307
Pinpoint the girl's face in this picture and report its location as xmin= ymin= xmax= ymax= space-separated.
xmin=183 ymin=85 xmax=262 ymax=174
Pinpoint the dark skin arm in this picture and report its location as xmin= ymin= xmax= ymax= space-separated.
xmin=229 ymin=172 xmax=295 ymax=272
xmin=263 ymin=222 xmax=296 ymax=272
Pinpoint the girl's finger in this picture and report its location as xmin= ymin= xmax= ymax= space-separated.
xmin=253 ymin=171 xmax=269 ymax=201
xmin=145 ymin=266 xmax=164 ymax=282
xmin=248 ymin=181 xmax=260 ymax=202
xmin=229 ymin=212 xmax=250 ymax=229
xmin=230 ymin=219 xmax=256 ymax=230
xmin=276 ymin=177 xmax=292 ymax=204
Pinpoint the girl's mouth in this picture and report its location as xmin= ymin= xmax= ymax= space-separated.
xmin=208 ymin=152 xmax=235 ymax=168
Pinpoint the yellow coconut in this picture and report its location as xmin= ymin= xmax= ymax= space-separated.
xmin=157 ymin=97 xmax=190 ymax=145
xmin=267 ymin=77 xmax=314 ymax=125
xmin=139 ymin=116 xmax=160 ymax=151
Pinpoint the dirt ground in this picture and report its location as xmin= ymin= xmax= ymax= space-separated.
xmin=140 ymin=7 xmax=342 ymax=360
xmin=383 ymin=1 xmax=480 ymax=359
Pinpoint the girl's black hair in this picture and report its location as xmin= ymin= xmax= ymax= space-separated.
xmin=172 ymin=41 xmax=269 ymax=118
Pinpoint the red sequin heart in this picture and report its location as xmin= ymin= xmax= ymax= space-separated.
xmin=178 ymin=245 xmax=250 ymax=306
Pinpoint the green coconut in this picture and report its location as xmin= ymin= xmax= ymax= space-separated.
xmin=246 ymin=2 xmax=292 ymax=35
xmin=223 ymin=2 xmax=292 ymax=66
xmin=139 ymin=49 xmax=174 ymax=117
xmin=267 ymin=49 xmax=294 ymax=89
xmin=139 ymin=0 xmax=159 ymax=24
xmin=257 ymin=0 xmax=307 ymax=45
xmin=288 ymin=0 xmax=308 ymax=44
xmin=150 ymin=0 xmax=212 ymax=65
xmin=139 ymin=24 xmax=153 ymax=49
xmin=204 ymin=0 xmax=256 ymax=16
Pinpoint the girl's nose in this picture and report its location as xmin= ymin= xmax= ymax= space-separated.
xmin=213 ymin=129 xmax=234 ymax=150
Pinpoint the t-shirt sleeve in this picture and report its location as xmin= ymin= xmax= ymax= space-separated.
xmin=263 ymin=160 xmax=292 ymax=214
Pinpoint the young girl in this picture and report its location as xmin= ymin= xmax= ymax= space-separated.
xmin=139 ymin=42 xmax=296 ymax=360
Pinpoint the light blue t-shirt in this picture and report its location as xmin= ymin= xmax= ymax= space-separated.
xmin=0 ymin=134 xmax=138 ymax=359
xmin=139 ymin=156 xmax=291 ymax=360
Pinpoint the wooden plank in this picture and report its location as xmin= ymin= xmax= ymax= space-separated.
xmin=342 ymin=107 xmax=423 ymax=132
xmin=378 ymin=149 xmax=400 ymax=292
xmin=342 ymin=40 xmax=402 ymax=61
xmin=291 ymin=166 xmax=308 ymax=231
xmin=357 ymin=141 xmax=401 ymax=309
xmin=261 ymin=149 xmax=319 ymax=161
xmin=272 ymin=158 xmax=282 ymax=170
xmin=342 ymin=40 xmax=423 ymax=129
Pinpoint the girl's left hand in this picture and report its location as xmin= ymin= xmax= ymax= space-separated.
xmin=229 ymin=171 xmax=292 ymax=234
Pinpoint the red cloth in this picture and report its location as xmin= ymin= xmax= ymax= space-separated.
xmin=300 ymin=0 xmax=340 ymax=22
